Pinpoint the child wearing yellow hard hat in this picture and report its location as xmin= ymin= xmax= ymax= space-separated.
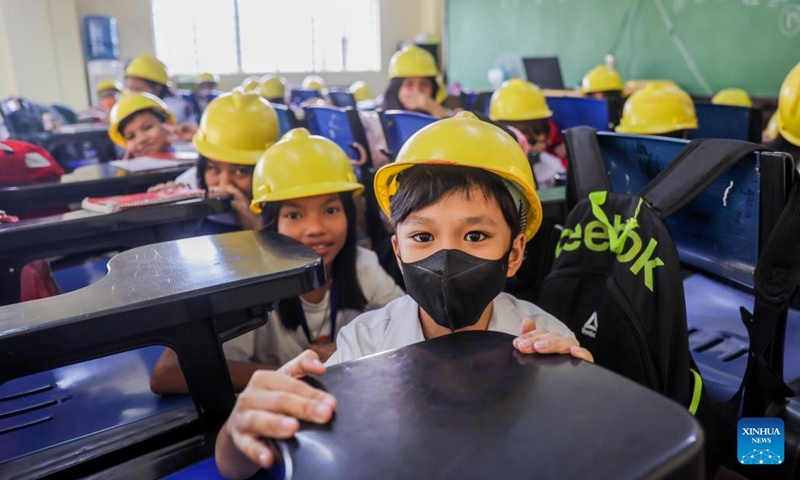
xmin=381 ymin=45 xmax=449 ymax=118
xmin=581 ymin=65 xmax=624 ymax=101
xmin=215 ymin=111 xmax=591 ymax=478
xmin=489 ymin=79 xmax=567 ymax=186
xmin=169 ymin=88 xmax=281 ymax=233
xmin=259 ymin=75 xmax=287 ymax=104
xmin=765 ymin=62 xmax=800 ymax=166
xmin=615 ymin=82 xmax=698 ymax=138
xmin=186 ymin=72 xmax=220 ymax=118
xmin=125 ymin=53 xmax=197 ymax=126
xmin=712 ymin=88 xmax=752 ymax=108
xmin=108 ymin=91 xmax=176 ymax=159
xmin=96 ymin=79 xmax=123 ymax=111
xmin=151 ymin=127 xmax=404 ymax=394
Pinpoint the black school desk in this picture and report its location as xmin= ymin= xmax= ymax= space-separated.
xmin=0 ymin=162 xmax=191 ymax=216
xmin=0 ymin=230 xmax=325 ymax=479
xmin=0 ymin=197 xmax=229 ymax=305
xmin=166 ymin=330 xmax=704 ymax=480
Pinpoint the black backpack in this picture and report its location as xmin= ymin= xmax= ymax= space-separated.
xmin=540 ymin=129 xmax=762 ymax=407
xmin=541 ymin=127 xmax=799 ymax=474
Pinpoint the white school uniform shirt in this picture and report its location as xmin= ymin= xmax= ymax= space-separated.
xmin=163 ymin=95 xmax=197 ymax=125
xmin=224 ymin=247 xmax=405 ymax=366
xmin=533 ymin=151 xmax=567 ymax=190
xmin=326 ymin=292 xmax=575 ymax=367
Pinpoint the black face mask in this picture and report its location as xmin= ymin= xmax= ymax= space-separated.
xmin=401 ymin=249 xmax=510 ymax=332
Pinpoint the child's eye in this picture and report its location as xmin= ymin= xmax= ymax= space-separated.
xmin=233 ymin=167 xmax=253 ymax=177
xmin=324 ymin=206 xmax=341 ymax=215
xmin=412 ymin=233 xmax=433 ymax=242
xmin=284 ymin=212 xmax=301 ymax=220
xmin=465 ymin=231 xmax=487 ymax=242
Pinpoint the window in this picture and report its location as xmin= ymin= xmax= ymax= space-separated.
xmin=152 ymin=0 xmax=381 ymax=75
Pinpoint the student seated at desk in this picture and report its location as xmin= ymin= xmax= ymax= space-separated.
xmin=381 ymin=45 xmax=448 ymax=118
xmin=361 ymin=45 xmax=450 ymax=168
xmin=214 ymin=113 xmax=592 ymax=478
xmin=766 ymin=62 xmax=800 ymax=167
xmin=162 ymin=89 xmax=280 ymax=233
xmin=711 ymin=87 xmax=752 ymax=108
xmin=125 ymin=54 xmax=197 ymax=134
xmin=108 ymin=92 xmax=177 ymax=160
xmin=80 ymin=79 xmax=122 ymax=124
xmin=302 ymin=74 xmax=328 ymax=95
xmin=615 ymin=82 xmax=698 ymax=138
xmin=350 ymin=80 xmax=372 ymax=103
xmin=489 ymin=79 xmax=566 ymax=187
xmin=150 ymin=128 xmax=404 ymax=394
xmin=259 ymin=75 xmax=287 ymax=104
xmin=581 ymin=65 xmax=623 ymax=101
xmin=184 ymin=72 xmax=220 ymax=119
xmin=240 ymin=76 xmax=260 ymax=93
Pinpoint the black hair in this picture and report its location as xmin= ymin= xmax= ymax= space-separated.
xmin=500 ymin=119 xmax=550 ymax=145
xmin=141 ymin=78 xmax=172 ymax=99
xmin=196 ymin=155 xmax=257 ymax=192
xmin=117 ymin=107 xmax=170 ymax=138
xmin=381 ymin=77 xmax=440 ymax=113
xmin=658 ymin=130 xmax=691 ymax=139
xmin=260 ymin=193 xmax=367 ymax=331
xmin=389 ymin=164 xmax=523 ymax=241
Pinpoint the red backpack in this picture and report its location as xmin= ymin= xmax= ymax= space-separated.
xmin=0 ymin=139 xmax=64 ymax=186
xmin=0 ymin=140 xmax=64 ymax=302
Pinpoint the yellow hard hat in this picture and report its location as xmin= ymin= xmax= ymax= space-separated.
xmin=778 ymin=62 xmax=800 ymax=147
xmin=97 ymin=79 xmax=123 ymax=95
xmin=196 ymin=72 xmax=220 ymax=85
xmin=349 ymin=81 xmax=372 ymax=102
xmin=615 ymin=83 xmax=698 ymax=135
xmin=240 ymin=76 xmax=260 ymax=92
xmin=712 ymin=88 xmax=752 ymax=108
xmin=108 ymin=92 xmax=176 ymax=148
xmin=374 ymin=111 xmax=542 ymax=240
xmin=764 ymin=111 xmax=779 ymax=142
xmin=125 ymin=54 xmax=170 ymax=86
xmin=489 ymin=79 xmax=553 ymax=122
xmin=388 ymin=45 xmax=438 ymax=79
xmin=302 ymin=75 xmax=327 ymax=91
xmin=251 ymin=128 xmax=363 ymax=213
xmin=259 ymin=75 xmax=287 ymax=99
xmin=193 ymin=88 xmax=280 ymax=166
xmin=582 ymin=65 xmax=623 ymax=94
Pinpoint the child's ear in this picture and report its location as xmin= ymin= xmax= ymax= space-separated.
xmin=391 ymin=235 xmax=403 ymax=271
xmin=506 ymin=233 xmax=526 ymax=277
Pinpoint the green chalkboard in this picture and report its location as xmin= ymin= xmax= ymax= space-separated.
xmin=446 ymin=0 xmax=800 ymax=97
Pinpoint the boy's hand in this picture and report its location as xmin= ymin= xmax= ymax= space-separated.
xmin=305 ymin=342 xmax=337 ymax=363
xmin=513 ymin=318 xmax=594 ymax=363
xmin=222 ymin=350 xmax=335 ymax=471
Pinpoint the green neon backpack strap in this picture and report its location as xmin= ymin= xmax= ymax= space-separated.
xmin=688 ymin=369 xmax=702 ymax=416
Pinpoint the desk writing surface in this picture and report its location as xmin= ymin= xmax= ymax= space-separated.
xmin=281 ymin=331 xmax=704 ymax=480
xmin=0 ymin=230 xmax=322 ymax=336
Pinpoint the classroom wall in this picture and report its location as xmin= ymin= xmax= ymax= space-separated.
xmin=0 ymin=0 xmax=444 ymax=110
xmin=0 ymin=0 xmax=87 ymax=110
xmin=447 ymin=0 xmax=800 ymax=97
xmin=72 ymin=0 xmax=445 ymax=106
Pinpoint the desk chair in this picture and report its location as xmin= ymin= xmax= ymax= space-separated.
xmin=327 ymin=89 xmax=357 ymax=109
xmin=690 ymin=103 xmax=762 ymax=142
xmin=582 ymin=131 xmax=799 ymax=477
xmin=289 ymin=88 xmax=322 ymax=107
xmin=378 ymin=110 xmax=438 ymax=160
xmin=272 ymin=104 xmax=300 ymax=137
xmin=0 ymin=230 xmax=324 ymax=478
xmin=546 ymin=96 xmax=612 ymax=131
